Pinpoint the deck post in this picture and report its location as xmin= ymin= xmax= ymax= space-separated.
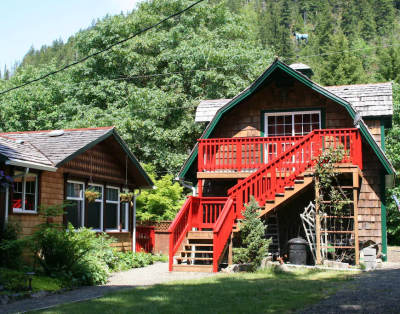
xmin=228 ymin=232 xmax=233 ymax=265
xmin=353 ymin=174 xmax=360 ymax=265
xmin=198 ymin=180 xmax=203 ymax=197
xmin=315 ymin=177 xmax=322 ymax=264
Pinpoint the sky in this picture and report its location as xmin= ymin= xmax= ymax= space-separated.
xmin=0 ymin=0 xmax=142 ymax=72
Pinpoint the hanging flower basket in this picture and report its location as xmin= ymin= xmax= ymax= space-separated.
xmin=120 ymin=192 xmax=134 ymax=203
xmin=0 ymin=171 xmax=13 ymax=193
xmin=84 ymin=188 xmax=101 ymax=203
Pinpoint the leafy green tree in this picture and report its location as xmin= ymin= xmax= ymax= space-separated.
xmin=233 ymin=196 xmax=271 ymax=271
xmin=136 ymin=164 xmax=185 ymax=221
xmin=0 ymin=0 xmax=273 ymax=172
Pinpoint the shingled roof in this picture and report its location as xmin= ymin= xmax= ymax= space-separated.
xmin=1 ymin=127 xmax=113 ymax=166
xmin=0 ymin=135 xmax=53 ymax=167
xmin=325 ymin=83 xmax=393 ymax=117
xmin=0 ymin=127 xmax=154 ymax=188
xmin=195 ymin=82 xmax=393 ymax=122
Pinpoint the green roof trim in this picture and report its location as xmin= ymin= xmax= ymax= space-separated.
xmin=180 ymin=60 xmax=395 ymax=178
xmin=56 ymin=128 xmax=154 ymax=188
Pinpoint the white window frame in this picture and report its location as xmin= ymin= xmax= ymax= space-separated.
xmin=264 ymin=110 xmax=321 ymax=137
xmin=121 ymin=188 xmax=129 ymax=232
xmin=12 ymin=172 xmax=38 ymax=213
xmin=264 ymin=111 xmax=321 ymax=164
xmin=87 ymin=183 xmax=103 ymax=232
xmin=106 ymin=186 xmax=120 ymax=232
xmin=66 ymin=180 xmax=85 ymax=229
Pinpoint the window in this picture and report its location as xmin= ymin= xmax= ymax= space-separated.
xmin=265 ymin=111 xmax=321 ymax=137
xmin=13 ymin=173 xmax=38 ymax=212
xmin=86 ymin=184 xmax=103 ymax=231
xmin=66 ymin=181 xmax=84 ymax=229
xmin=106 ymin=187 xmax=120 ymax=231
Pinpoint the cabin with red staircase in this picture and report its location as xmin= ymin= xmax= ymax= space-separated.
xmin=169 ymin=59 xmax=395 ymax=272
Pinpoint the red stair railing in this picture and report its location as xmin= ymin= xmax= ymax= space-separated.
xmin=198 ymin=136 xmax=303 ymax=172
xmin=168 ymin=196 xmax=228 ymax=271
xmin=227 ymin=129 xmax=362 ymax=219
xmin=213 ymin=197 xmax=235 ymax=272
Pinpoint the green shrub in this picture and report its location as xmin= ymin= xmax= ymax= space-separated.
xmin=0 ymin=268 xmax=65 ymax=292
xmin=32 ymin=224 xmax=116 ymax=286
xmin=233 ymin=196 xmax=272 ymax=271
xmin=0 ymin=217 xmax=22 ymax=269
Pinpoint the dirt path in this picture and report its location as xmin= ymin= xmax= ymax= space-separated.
xmin=300 ymin=262 xmax=400 ymax=314
xmin=0 ymin=262 xmax=218 ymax=314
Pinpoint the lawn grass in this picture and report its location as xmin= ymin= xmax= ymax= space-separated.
xmin=37 ymin=269 xmax=354 ymax=314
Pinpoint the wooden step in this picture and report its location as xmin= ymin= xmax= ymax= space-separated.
xmin=183 ymin=243 xmax=213 ymax=247
xmin=187 ymin=231 xmax=213 ymax=238
xmin=179 ymin=251 xmax=213 ymax=254
xmin=175 ymin=257 xmax=213 ymax=261
xmin=172 ymin=265 xmax=213 ymax=272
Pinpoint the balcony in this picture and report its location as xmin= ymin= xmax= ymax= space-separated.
xmin=197 ymin=129 xmax=362 ymax=175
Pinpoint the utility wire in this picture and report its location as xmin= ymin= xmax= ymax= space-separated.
xmin=0 ymin=104 xmax=200 ymax=125
xmin=2 ymin=41 xmax=400 ymax=93
xmin=0 ymin=0 xmax=205 ymax=96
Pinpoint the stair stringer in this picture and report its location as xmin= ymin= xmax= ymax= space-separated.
xmin=260 ymin=176 xmax=314 ymax=218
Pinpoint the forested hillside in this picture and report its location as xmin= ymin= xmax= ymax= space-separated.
xmin=2 ymin=0 xmax=400 ymax=236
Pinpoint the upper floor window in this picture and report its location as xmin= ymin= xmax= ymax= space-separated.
xmin=13 ymin=172 xmax=38 ymax=213
xmin=265 ymin=111 xmax=321 ymax=137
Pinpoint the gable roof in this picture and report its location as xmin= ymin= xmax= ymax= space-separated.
xmin=195 ymin=82 xmax=393 ymax=122
xmin=0 ymin=127 xmax=154 ymax=188
xmin=180 ymin=59 xmax=396 ymax=178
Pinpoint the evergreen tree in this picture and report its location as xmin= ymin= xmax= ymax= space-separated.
xmin=374 ymin=0 xmax=396 ymax=35
xmin=233 ymin=196 xmax=271 ymax=271
xmin=359 ymin=0 xmax=377 ymax=41
xmin=315 ymin=31 xmax=367 ymax=86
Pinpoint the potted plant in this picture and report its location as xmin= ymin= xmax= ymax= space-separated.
xmin=84 ymin=188 xmax=101 ymax=202
xmin=0 ymin=171 xmax=13 ymax=193
xmin=120 ymin=191 xmax=134 ymax=202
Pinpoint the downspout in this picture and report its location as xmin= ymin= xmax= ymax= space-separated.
xmin=132 ymin=189 xmax=141 ymax=252
xmin=176 ymin=178 xmax=196 ymax=196
xmin=4 ymin=167 xmax=29 ymax=229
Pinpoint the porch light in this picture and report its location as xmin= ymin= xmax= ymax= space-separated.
xmin=25 ymin=272 xmax=35 ymax=292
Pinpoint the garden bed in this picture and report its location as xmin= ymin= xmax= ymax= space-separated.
xmin=0 ymin=252 xmax=167 ymax=305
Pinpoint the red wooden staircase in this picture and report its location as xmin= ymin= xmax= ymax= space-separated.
xmin=169 ymin=129 xmax=362 ymax=272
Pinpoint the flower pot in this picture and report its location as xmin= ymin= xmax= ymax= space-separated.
xmin=84 ymin=190 xmax=100 ymax=203
xmin=120 ymin=193 xmax=133 ymax=202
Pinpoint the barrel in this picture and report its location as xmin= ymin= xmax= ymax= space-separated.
xmin=288 ymin=237 xmax=308 ymax=265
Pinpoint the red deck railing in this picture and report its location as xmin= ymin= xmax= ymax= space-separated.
xmin=227 ymin=129 xmax=362 ymax=218
xmin=198 ymin=136 xmax=303 ymax=172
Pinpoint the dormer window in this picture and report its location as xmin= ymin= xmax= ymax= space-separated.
xmin=265 ymin=111 xmax=321 ymax=137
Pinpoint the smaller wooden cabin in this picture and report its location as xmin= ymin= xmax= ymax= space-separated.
xmin=0 ymin=127 xmax=154 ymax=254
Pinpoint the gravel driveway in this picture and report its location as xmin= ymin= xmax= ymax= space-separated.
xmin=0 ymin=262 xmax=218 ymax=314
xmin=300 ymin=262 xmax=400 ymax=314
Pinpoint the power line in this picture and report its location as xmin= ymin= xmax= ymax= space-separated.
xmin=0 ymin=104 xmax=200 ymax=125
xmin=0 ymin=0 xmax=205 ymax=96
xmin=2 ymin=41 xmax=400 ymax=94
